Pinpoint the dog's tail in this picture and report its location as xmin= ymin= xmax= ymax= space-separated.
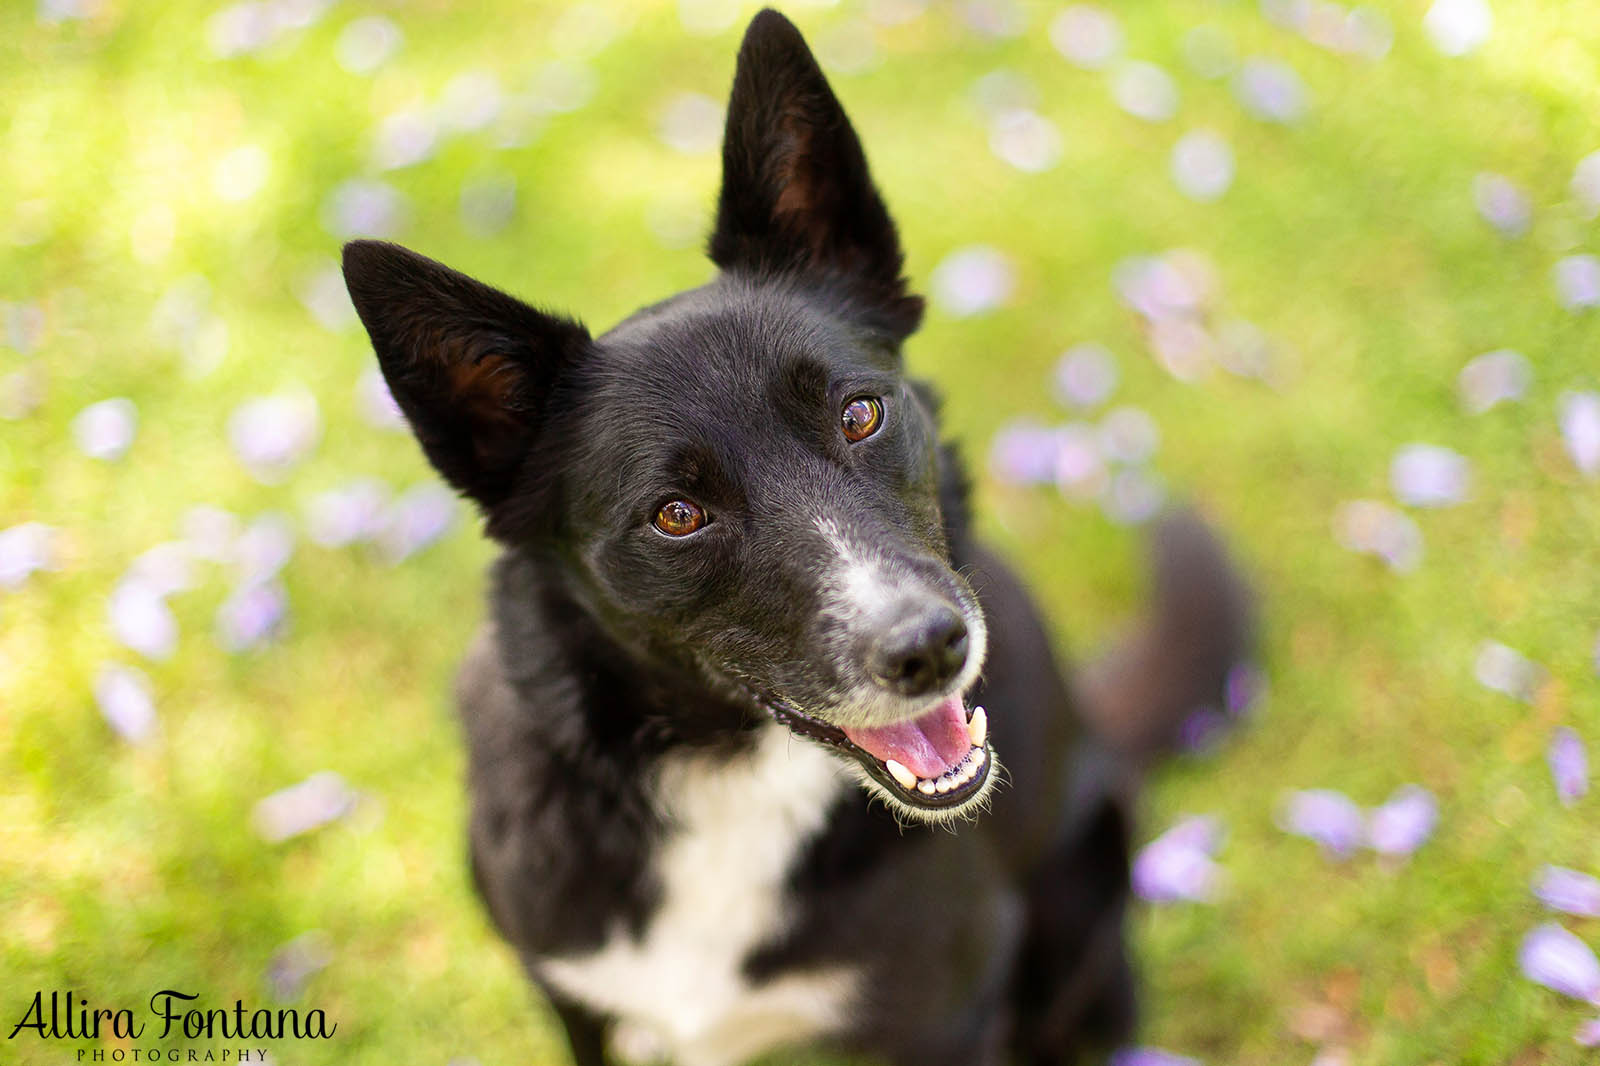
xmin=1077 ymin=509 xmax=1256 ymax=761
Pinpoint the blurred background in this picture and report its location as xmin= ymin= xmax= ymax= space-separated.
xmin=3 ymin=0 xmax=1600 ymax=1063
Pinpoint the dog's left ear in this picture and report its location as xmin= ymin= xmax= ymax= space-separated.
xmin=709 ymin=8 xmax=923 ymax=339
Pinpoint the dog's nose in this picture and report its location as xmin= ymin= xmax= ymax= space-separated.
xmin=868 ymin=604 xmax=969 ymax=696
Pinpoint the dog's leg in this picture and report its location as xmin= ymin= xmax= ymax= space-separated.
xmin=542 ymin=986 xmax=612 ymax=1066
xmin=1009 ymin=793 xmax=1138 ymax=1065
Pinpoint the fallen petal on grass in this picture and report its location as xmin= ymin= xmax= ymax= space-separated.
xmin=1549 ymin=728 xmax=1589 ymax=807
xmin=1519 ymin=923 xmax=1600 ymax=1004
xmin=1390 ymin=444 xmax=1470 ymax=507
xmin=1474 ymin=640 xmax=1544 ymax=702
xmin=1367 ymin=785 xmax=1437 ymax=857
xmin=93 ymin=663 xmax=158 ymax=743
xmin=108 ymin=581 xmax=178 ymax=660
xmin=1279 ymin=789 xmax=1365 ymax=858
xmin=1458 ymin=349 xmax=1530 ymax=413
xmin=253 ymin=771 xmax=358 ymax=843
xmin=1559 ymin=391 xmax=1600 ymax=477
xmin=72 ymin=397 xmax=138 ymax=460
xmin=1132 ymin=815 xmax=1224 ymax=903
xmin=0 ymin=522 xmax=58 ymax=589
xmin=1534 ymin=866 xmax=1600 ymax=919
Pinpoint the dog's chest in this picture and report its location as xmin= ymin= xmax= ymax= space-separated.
xmin=538 ymin=727 xmax=858 ymax=1066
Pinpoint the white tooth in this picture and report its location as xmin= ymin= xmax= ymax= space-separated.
xmin=959 ymin=762 xmax=974 ymax=783
xmin=972 ymin=746 xmax=987 ymax=767
xmin=968 ymin=706 xmax=988 ymax=748
xmin=917 ymin=779 xmax=937 ymax=795
xmin=936 ymin=777 xmax=952 ymax=793
xmin=885 ymin=759 xmax=918 ymax=791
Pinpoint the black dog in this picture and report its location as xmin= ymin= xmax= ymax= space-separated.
xmin=342 ymin=10 xmax=1250 ymax=1065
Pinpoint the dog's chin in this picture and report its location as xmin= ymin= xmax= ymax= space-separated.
xmin=766 ymin=693 xmax=999 ymax=824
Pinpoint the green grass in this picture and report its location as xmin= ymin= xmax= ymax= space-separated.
xmin=4 ymin=1 xmax=1600 ymax=1063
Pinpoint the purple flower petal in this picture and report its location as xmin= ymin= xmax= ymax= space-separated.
xmin=1559 ymin=391 xmax=1600 ymax=477
xmin=228 ymin=390 xmax=321 ymax=483
xmin=6 ymin=301 xmax=46 ymax=354
xmin=93 ymin=663 xmax=157 ymax=743
xmin=1367 ymin=784 xmax=1437 ymax=857
xmin=989 ymin=420 xmax=1062 ymax=485
xmin=1343 ymin=7 xmax=1394 ymax=60
xmin=930 ymin=246 xmax=1016 ymax=316
xmin=1053 ymin=343 xmax=1119 ymax=410
xmin=371 ymin=108 xmax=438 ymax=170
xmin=1279 ymin=789 xmax=1365 ymax=858
xmin=1111 ymin=61 xmax=1178 ymax=122
xmin=1519 ymin=923 xmax=1600 ymax=1004
xmin=1225 ymin=662 xmax=1264 ymax=718
xmin=72 ymin=397 xmax=138 ymax=460
xmin=1171 ymin=129 xmax=1234 ymax=202
xmin=216 ymin=580 xmax=288 ymax=652
xmin=0 ymin=366 xmax=47 ymax=420
xmin=379 ymin=483 xmax=459 ymax=563
xmin=1472 ymin=174 xmax=1531 ymax=237
xmin=1458 ymin=349 xmax=1530 ymax=413
xmin=305 ymin=479 xmax=391 ymax=548
xmin=1109 ymin=1048 xmax=1200 ymax=1066
xmin=1233 ymin=58 xmax=1308 ymax=123
xmin=181 ymin=505 xmax=240 ymax=563
xmin=1576 ymin=1017 xmax=1600 ymax=1047
xmin=322 ymin=178 xmax=406 ymax=239
xmin=1574 ymin=150 xmax=1600 ymax=217
xmin=1473 ymin=640 xmax=1544 ymax=702
xmin=1534 ymin=866 xmax=1600 ymax=919
xmin=1333 ymin=499 xmax=1423 ymax=573
xmin=1390 ymin=443 xmax=1470 ymax=507
xmin=125 ymin=542 xmax=194 ymax=599
xmin=1555 ymin=255 xmax=1600 ymax=311
xmin=1424 ymin=0 xmax=1492 ymax=56
xmin=1133 ymin=816 xmax=1224 ymax=902
xmin=1549 ymin=727 xmax=1589 ymax=807
xmin=988 ymin=109 xmax=1063 ymax=173
xmin=335 ymin=15 xmax=402 ymax=75
xmin=233 ymin=513 xmax=295 ymax=585
xmin=1177 ymin=707 xmax=1228 ymax=752
xmin=438 ymin=69 xmax=504 ymax=133
xmin=656 ymin=92 xmax=723 ymax=155
xmin=297 ymin=261 xmax=357 ymax=331
xmin=1049 ymin=5 xmax=1121 ymax=68
xmin=1112 ymin=251 xmax=1216 ymax=323
xmin=355 ymin=367 xmax=407 ymax=431
xmin=108 ymin=580 xmax=178 ymax=660
xmin=1101 ymin=468 xmax=1165 ymax=525
xmin=1052 ymin=423 xmax=1106 ymax=500
xmin=1097 ymin=406 xmax=1161 ymax=465
xmin=266 ymin=931 xmax=332 ymax=1000
xmin=970 ymin=70 xmax=1039 ymax=120
xmin=253 ymin=771 xmax=358 ymax=842
xmin=0 ymin=521 xmax=57 ymax=589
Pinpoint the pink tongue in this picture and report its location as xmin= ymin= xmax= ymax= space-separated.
xmin=842 ymin=695 xmax=972 ymax=781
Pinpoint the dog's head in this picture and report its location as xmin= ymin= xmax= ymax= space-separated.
xmin=343 ymin=9 xmax=995 ymax=822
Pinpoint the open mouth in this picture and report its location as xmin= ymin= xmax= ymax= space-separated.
xmin=767 ymin=693 xmax=993 ymax=814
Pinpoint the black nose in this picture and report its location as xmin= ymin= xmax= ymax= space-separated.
xmin=868 ymin=604 xmax=969 ymax=697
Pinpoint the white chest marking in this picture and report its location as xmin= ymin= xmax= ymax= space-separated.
xmin=538 ymin=727 xmax=858 ymax=1066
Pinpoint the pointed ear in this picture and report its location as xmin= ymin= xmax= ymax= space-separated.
xmin=342 ymin=240 xmax=591 ymax=510
xmin=709 ymin=9 xmax=923 ymax=338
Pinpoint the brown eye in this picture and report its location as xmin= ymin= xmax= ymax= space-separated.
xmin=841 ymin=396 xmax=883 ymax=442
xmin=652 ymin=499 xmax=706 ymax=537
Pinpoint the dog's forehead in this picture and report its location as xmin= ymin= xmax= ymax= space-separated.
xmin=594 ymin=281 xmax=896 ymax=406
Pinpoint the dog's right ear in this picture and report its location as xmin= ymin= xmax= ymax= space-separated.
xmin=342 ymin=240 xmax=591 ymax=510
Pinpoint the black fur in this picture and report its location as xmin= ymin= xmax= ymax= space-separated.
xmin=343 ymin=10 xmax=1252 ymax=1066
